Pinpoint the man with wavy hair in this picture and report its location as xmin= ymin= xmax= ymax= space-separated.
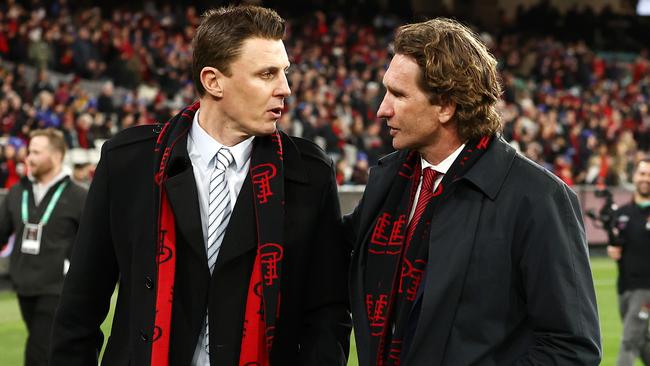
xmin=345 ymin=18 xmax=601 ymax=365
xmin=50 ymin=5 xmax=350 ymax=366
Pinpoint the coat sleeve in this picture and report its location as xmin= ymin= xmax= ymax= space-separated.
xmin=298 ymin=161 xmax=352 ymax=366
xmin=0 ymin=186 xmax=17 ymax=249
xmin=50 ymin=146 xmax=119 ymax=365
xmin=516 ymin=183 xmax=602 ymax=365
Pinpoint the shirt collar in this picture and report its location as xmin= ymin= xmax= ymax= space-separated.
xmin=189 ymin=108 xmax=254 ymax=172
xmin=29 ymin=169 xmax=68 ymax=187
xmin=421 ymin=143 xmax=466 ymax=175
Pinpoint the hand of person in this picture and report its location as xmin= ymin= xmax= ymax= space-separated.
xmin=606 ymin=245 xmax=622 ymax=261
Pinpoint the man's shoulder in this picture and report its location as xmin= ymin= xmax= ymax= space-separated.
xmin=283 ymin=134 xmax=333 ymax=169
xmin=102 ymin=125 xmax=158 ymax=153
xmin=64 ymin=179 xmax=88 ymax=197
xmin=508 ymin=152 xmax=573 ymax=196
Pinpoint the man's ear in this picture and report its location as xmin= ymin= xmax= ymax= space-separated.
xmin=438 ymin=99 xmax=457 ymax=124
xmin=200 ymin=66 xmax=225 ymax=98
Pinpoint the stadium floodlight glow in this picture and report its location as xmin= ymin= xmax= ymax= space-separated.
xmin=638 ymin=0 xmax=650 ymax=15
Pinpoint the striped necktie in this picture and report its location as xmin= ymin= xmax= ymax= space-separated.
xmin=206 ymin=147 xmax=234 ymax=272
xmin=406 ymin=167 xmax=438 ymax=246
xmin=205 ymin=147 xmax=234 ymax=356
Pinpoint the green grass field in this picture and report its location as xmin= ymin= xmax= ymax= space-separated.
xmin=0 ymin=258 xmax=640 ymax=365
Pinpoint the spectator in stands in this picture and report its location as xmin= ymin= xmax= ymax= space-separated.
xmin=345 ymin=17 xmax=601 ymax=365
xmin=607 ymin=156 xmax=650 ymax=366
xmin=0 ymin=128 xmax=86 ymax=366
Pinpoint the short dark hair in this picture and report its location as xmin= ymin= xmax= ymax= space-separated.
xmin=394 ymin=18 xmax=502 ymax=141
xmin=30 ymin=128 xmax=67 ymax=158
xmin=192 ymin=5 xmax=286 ymax=96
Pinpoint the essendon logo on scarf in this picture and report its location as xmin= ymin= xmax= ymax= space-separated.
xmin=399 ymin=258 xmax=426 ymax=301
xmin=369 ymin=213 xmax=406 ymax=255
xmin=252 ymin=163 xmax=277 ymax=204
xmin=366 ymin=294 xmax=389 ymax=336
xmin=260 ymin=243 xmax=283 ymax=286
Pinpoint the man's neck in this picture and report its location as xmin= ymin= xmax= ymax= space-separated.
xmin=36 ymin=167 xmax=62 ymax=186
xmin=635 ymin=193 xmax=650 ymax=207
xmin=198 ymin=100 xmax=250 ymax=147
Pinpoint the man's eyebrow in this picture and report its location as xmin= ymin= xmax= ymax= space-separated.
xmin=385 ymin=84 xmax=405 ymax=95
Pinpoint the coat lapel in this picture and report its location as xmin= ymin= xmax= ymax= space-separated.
xmin=163 ymin=133 xmax=208 ymax=268
xmin=403 ymin=186 xmax=484 ymax=365
xmin=212 ymin=174 xmax=256 ymax=273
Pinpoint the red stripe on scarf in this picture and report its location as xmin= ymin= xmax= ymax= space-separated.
xmin=151 ymin=189 xmax=176 ymax=366
xmin=239 ymin=253 xmax=270 ymax=366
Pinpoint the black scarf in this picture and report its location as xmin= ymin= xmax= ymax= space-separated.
xmin=151 ymin=102 xmax=285 ymax=366
xmin=363 ymin=136 xmax=493 ymax=365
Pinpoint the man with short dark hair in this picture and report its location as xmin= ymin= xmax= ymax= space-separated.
xmin=0 ymin=128 xmax=87 ymax=366
xmin=607 ymin=157 xmax=650 ymax=366
xmin=50 ymin=5 xmax=350 ymax=366
xmin=345 ymin=18 xmax=601 ymax=365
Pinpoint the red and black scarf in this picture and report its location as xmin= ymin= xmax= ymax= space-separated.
xmin=151 ymin=102 xmax=284 ymax=366
xmin=363 ymin=136 xmax=493 ymax=365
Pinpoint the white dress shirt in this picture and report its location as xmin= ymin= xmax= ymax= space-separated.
xmin=409 ymin=143 xmax=465 ymax=222
xmin=187 ymin=109 xmax=254 ymax=366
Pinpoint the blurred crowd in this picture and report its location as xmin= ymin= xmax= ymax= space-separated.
xmin=0 ymin=0 xmax=649 ymax=186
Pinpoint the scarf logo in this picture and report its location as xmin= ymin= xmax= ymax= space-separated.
xmin=388 ymin=340 xmax=402 ymax=365
xmin=398 ymin=258 xmax=426 ymax=301
xmin=260 ymin=243 xmax=283 ymax=286
xmin=366 ymin=294 xmax=389 ymax=336
xmin=265 ymin=325 xmax=276 ymax=350
xmin=157 ymin=230 xmax=173 ymax=264
xmin=155 ymin=147 xmax=172 ymax=185
xmin=254 ymin=282 xmax=264 ymax=316
xmin=369 ymin=213 xmax=406 ymax=255
xmin=476 ymin=136 xmax=490 ymax=150
xmin=398 ymin=162 xmax=415 ymax=179
xmin=252 ymin=163 xmax=277 ymax=204
xmin=152 ymin=326 xmax=163 ymax=342
xmin=270 ymin=132 xmax=283 ymax=161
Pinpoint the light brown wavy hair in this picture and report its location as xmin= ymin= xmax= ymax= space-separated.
xmin=394 ymin=18 xmax=502 ymax=140
xmin=192 ymin=5 xmax=286 ymax=97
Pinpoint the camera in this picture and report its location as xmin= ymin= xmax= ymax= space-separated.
xmin=586 ymin=188 xmax=619 ymax=244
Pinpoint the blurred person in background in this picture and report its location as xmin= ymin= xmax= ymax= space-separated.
xmin=345 ymin=18 xmax=601 ymax=365
xmin=0 ymin=128 xmax=87 ymax=366
xmin=607 ymin=156 xmax=650 ymax=366
xmin=50 ymin=5 xmax=350 ymax=366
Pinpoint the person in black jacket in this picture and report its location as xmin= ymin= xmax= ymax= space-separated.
xmin=0 ymin=128 xmax=87 ymax=366
xmin=345 ymin=18 xmax=601 ymax=365
xmin=607 ymin=157 xmax=650 ymax=366
xmin=50 ymin=5 xmax=350 ymax=366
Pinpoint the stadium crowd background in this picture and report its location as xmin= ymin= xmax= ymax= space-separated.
xmin=0 ymin=0 xmax=649 ymax=188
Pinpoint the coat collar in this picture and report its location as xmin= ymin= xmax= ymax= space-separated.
xmin=461 ymin=136 xmax=516 ymax=201
xmin=278 ymin=130 xmax=309 ymax=184
xmin=375 ymin=136 xmax=516 ymax=201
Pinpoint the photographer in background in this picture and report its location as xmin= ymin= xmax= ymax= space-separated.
xmin=607 ymin=156 xmax=650 ymax=366
xmin=0 ymin=129 xmax=87 ymax=366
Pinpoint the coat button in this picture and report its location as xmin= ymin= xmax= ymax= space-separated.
xmin=145 ymin=276 xmax=153 ymax=289
xmin=140 ymin=330 xmax=149 ymax=342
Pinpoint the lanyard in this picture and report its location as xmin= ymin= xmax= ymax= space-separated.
xmin=22 ymin=181 xmax=68 ymax=225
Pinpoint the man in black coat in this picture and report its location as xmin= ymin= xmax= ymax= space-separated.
xmin=50 ymin=5 xmax=350 ymax=366
xmin=345 ymin=18 xmax=601 ymax=365
xmin=607 ymin=157 xmax=650 ymax=366
xmin=0 ymin=128 xmax=87 ymax=366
